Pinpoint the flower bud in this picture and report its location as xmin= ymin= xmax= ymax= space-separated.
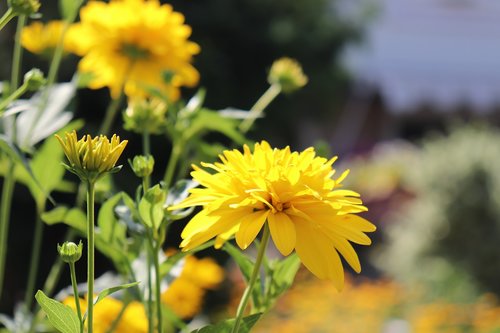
xmin=123 ymin=97 xmax=167 ymax=135
xmin=23 ymin=68 xmax=46 ymax=91
xmin=268 ymin=57 xmax=308 ymax=93
xmin=57 ymin=241 xmax=83 ymax=264
xmin=8 ymin=0 xmax=40 ymax=16
xmin=131 ymin=155 xmax=155 ymax=178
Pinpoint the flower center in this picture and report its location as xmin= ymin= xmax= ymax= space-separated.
xmin=120 ymin=43 xmax=150 ymax=60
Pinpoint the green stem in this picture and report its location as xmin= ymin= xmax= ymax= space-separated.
xmin=69 ymin=262 xmax=84 ymax=333
xmin=238 ymin=84 xmax=282 ymax=134
xmin=99 ymin=92 xmax=124 ymax=136
xmin=0 ymin=81 xmax=28 ymax=112
xmin=86 ymin=180 xmax=96 ymax=333
xmin=231 ymin=225 xmax=270 ymax=333
xmin=153 ymin=242 xmax=163 ymax=333
xmin=0 ymin=161 xmax=16 ymax=300
xmin=163 ymin=142 xmax=182 ymax=188
xmin=11 ymin=15 xmax=26 ymax=91
xmin=0 ymin=8 xmax=16 ymax=31
xmin=146 ymin=245 xmax=154 ymax=333
xmin=142 ymin=131 xmax=151 ymax=191
xmin=24 ymin=203 xmax=45 ymax=309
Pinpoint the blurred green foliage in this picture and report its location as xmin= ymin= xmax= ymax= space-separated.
xmin=372 ymin=124 xmax=500 ymax=300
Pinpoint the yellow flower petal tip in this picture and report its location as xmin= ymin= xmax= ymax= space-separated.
xmin=56 ymin=130 xmax=128 ymax=182
xmin=174 ymin=141 xmax=376 ymax=289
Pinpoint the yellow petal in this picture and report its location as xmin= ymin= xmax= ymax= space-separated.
xmin=294 ymin=218 xmax=345 ymax=290
xmin=268 ymin=212 xmax=296 ymax=256
xmin=235 ymin=210 xmax=269 ymax=250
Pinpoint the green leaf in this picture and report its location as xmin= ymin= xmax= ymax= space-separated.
xmin=184 ymin=109 xmax=246 ymax=144
xmin=98 ymin=192 xmax=127 ymax=244
xmin=223 ymin=242 xmax=262 ymax=308
xmin=138 ymin=184 xmax=166 ymax=231
xmin=267 ymin=253 xmax=300 ymax=304
xmin=93 ymin=282 xmax=140 ymax=306
xmin=41 ymin=206 xmax=86 ymax=233
xmin=59 ymin=0 xmax=80 ymax=20
xmin=190 ymin=313 xmax=262 ymax=333
xmin=35 ymin=290 xmax=80 ymax=333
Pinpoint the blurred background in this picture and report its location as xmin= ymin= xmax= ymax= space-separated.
xmin=2 ymin=0 xmax=500 ymax=331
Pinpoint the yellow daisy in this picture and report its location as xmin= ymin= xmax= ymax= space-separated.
xmin=66 ymin=0 xmax=200 ymax=99
xmin=171 ymin=141 xmax=376 ymax=290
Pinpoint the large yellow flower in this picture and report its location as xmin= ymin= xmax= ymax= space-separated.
xmin=66 ymin=0 xmax=200 ymax=99
xmin=171 ymin=141 xmax=376 ymax=290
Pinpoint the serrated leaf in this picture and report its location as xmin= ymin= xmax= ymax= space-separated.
xmin=138 ymin=184 xmax=165 ymax=231
xmin=35 ymin=291 xmax=80 ymax=333
xmin=190 ymin=313 xmax=262 ymax=333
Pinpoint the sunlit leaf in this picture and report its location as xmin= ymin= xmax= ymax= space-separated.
xmin=190 ymin=313 xmax=262 ymax=333
xmin=35 ymin=291 xmax=80 ymax=333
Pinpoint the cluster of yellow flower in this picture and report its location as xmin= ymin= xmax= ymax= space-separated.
xmin=253 ymin=271 xmax=500 ymax=333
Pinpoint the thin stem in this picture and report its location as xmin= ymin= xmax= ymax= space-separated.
xmin=69 ymin=262 xmax=84 ymax=333
xmin=238 ymin=84 xmax=282 ymax=134
xmin=99 ymin=92 xmax=124 ymax=136
xmin=0 ymin=81 xmax=28 ymax=112
xmin=0 ymin=161 xmax=16 ymax=300
xmin=24 ymin=203 xmax=45 ymax=309
xmin=153 ymin=241 xmax=163 ymax=333
xmin=146 ymin=244 xmax=154 ymax=333
xmin=0 ymin=8 xmax=15 ymax=31
xmin=86 ymin=180 xmax=96 ymax=333
xmin=163 ymin=142 xmax=182 ymax=188
xmin=231 ymin=225 xmax=270 ymax=333
xmin=11 ymin=15 xmax=26 ymax=91
xmin=142 ymin=131 xmax=151 ymax=191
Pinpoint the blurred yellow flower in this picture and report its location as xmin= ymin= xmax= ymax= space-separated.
xmin=55 ymin=130 xmax=128 ymax=181
xmin=66 ymin=0 xmax=200 ymax=99
xmin=21 ymin=21 xmax=67 ymax=57
xmin=268 ymin=57 xmax=308 ymax=93
xmin=171 ymin=141 xmax=375 ymax=290
xmin=162 ymin=278 xmax=205 ymax=319
xmin=161 ymin=254 xmax=224 ymax=318
xmin=63 ymin=297 xmax=147 ymax=333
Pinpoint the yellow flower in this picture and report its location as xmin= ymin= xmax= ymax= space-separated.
xmin=171 ymin=141 xmax=376 ymax=290
xmin=66 ymin=0 xmax=200 ymax=99
xmin=55 ymin=130 xmax=128 ymax=182
xmin=181 ymin=256 xmax=225 ymax=289
xmin=63 ymin=297 xmax=147 ymax=333
xmin=161 ymin=278 xmax=205 ymax=319
xmin=268 ymin=57 xmax=308 ymax=93
xmin=21 ymin=21 xmax=66 ymax=57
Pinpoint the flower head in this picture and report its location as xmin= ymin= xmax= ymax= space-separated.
xmin=8 ymin=0 xmax=40 ymax=16
xmin=171 ymin=141 xmax=376 ymax=290
xmin=57 ymin=241 xmax=83 ymax=264
xmin=55 ymin=131 xmax=128 ymax=182
xmin=123 ymin=97 xmax=167 ymax=134
xmin=268 ymin=57 xmax=308 ymax=93
xmin=66 ymin=0 xmax=200 ymax=99
xmin=21 ymin=21 xmax=67 ymax=57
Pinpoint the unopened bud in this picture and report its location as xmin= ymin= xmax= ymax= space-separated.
xmin=130 ymin=155 xmax=155 ymax=178
xmin=24 ymin=68 xmax=46 ymax=91
xmin=123 ymin=97 xmax=168 ymax=134
xmin=57 ymin=241 xmax=83 ymax=264
xmin=8 ymin=0 xmax=40 ymax=16
xmin=268 ymin=57 xmax=308 ymax=93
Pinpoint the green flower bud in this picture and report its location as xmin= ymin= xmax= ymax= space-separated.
xmin=268 ymin=57 xmax=308 ymax=93
xmin=130 ymin=155 xmax=155 ymax=178
xmin=57 ymin=241 xmax=83 ymax=264
xmin=123 ymin=97 xmax=168 ymax=135
xmin=8 ymin=0 xmax=40 ymax=16
xmin=23 ymin=68 xmax=46 ymax=91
